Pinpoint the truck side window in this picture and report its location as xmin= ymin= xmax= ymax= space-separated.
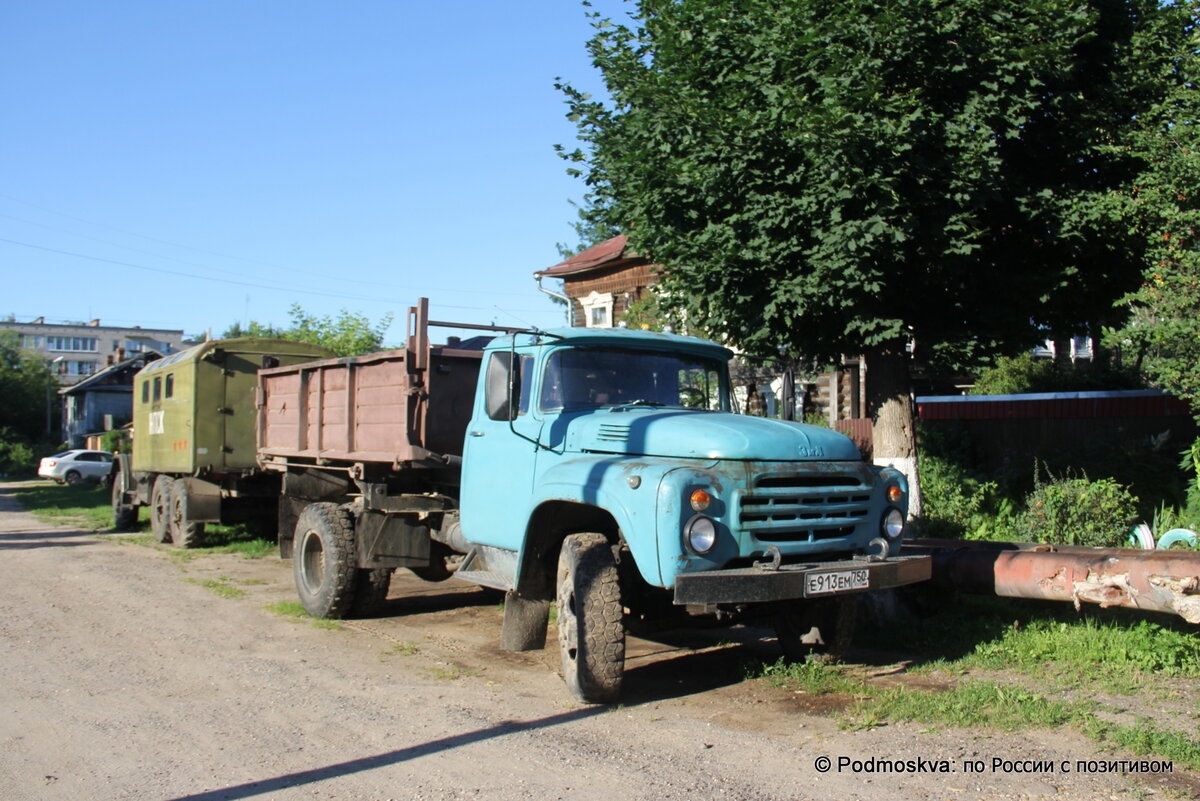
xmin=484 ymin=352 xmax=530 ymax=421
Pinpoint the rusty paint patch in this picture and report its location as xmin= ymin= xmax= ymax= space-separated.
xmin=1147 ymin=574 xmax=1200 ymax=624
xmin=1071 ymin=571 xmax=1136 ymax=611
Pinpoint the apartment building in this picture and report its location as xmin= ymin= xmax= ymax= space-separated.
xmin=2 ymin=317 xmax=186 ymax=386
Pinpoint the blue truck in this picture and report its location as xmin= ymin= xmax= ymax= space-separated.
xmin=258 ymin=299 xmax=930 ymax=703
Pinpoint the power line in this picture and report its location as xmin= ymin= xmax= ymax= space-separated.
xmin=0 ymin=236 xmax=554 ymax=314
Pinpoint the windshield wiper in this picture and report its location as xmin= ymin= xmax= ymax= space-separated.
xmin=619 ymin=399 xmax=667 ymax=407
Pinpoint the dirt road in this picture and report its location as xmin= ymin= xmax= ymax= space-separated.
xmin=0 ymin=484 xmax=1188 ymax=801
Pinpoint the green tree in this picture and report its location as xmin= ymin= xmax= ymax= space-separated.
xmin=560 ymin=0 xmax=1194 ymax=507
xmin=281 ymin=305 xmax=393 ymax=357
xmin=220 ymin=306 xmax=393 ymax=357
xmin=221 ymin=320 xmax=285 ymax=339
xmin=0 ymin=332 xmax=58 ymax=473
xmin=1106 ymin=10 xmax=1200 ymax=408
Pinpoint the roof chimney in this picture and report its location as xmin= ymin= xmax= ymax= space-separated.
xmin=88 ymin=319 xmax=100 ymax=327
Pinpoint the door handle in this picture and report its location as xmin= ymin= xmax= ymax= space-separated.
xmin=468 ymin=431 xmax=484 ymax=437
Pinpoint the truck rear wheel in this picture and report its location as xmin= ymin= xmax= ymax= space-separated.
xmin=293 ymin=503 xmax=358 ymax=619
xmin=150 ymin=476 xmax=173 ymax=543
xmin=170 ymin=479 xmax=206 ymax=549
xmin=111 ymin=469 xmax=137 ymax=531
xmin=773 ymin=597 xmax=858 ymax=662
xmin=556 ymin=533 xmax=625 ymax=704
xmin=350 ymin=568 xmax=394 ymax=616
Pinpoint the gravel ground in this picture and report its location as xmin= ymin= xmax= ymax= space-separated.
xmin=0 ymin=483 xmax=1192 ymax=801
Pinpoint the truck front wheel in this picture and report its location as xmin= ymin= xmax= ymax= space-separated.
xmin=773 ymin=597 xmax=858 ymax=662
xmin=111 ymin=469 xmax=137 ymax=531
xmin=293 ymin=503 xmax=358 ymax=619
xmin=556 ymin=533 xmax=625 ymax=704
xmin=150 ymin=476 xmax=173 ymax=543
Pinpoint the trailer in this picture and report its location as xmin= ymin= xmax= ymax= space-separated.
xmin=111 ymin=338 xmax=334 ymax=546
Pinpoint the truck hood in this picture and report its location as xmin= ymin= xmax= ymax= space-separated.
xmin=566 ymin=408 xmax=862 ymax=461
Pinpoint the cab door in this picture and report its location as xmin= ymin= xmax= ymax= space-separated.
xmin=459 ymin=349 xmax=541 ymax=550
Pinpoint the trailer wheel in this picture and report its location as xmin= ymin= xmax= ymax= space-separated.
xmin=556 ymin=533 xmax=625 ymax=704
xmin=111 ymin=469 xmax=138 ymax=531
xmin=350 ymin=568 xmax=394 ymax=617
xmin=150 ymin=476 xmax=173 ymax=543
xmin=293 ymin=503 xmax=358 ymax=619
xmin=773 ymin=596 xmax=858 ymax=662
xmin=169 ymin=479 xmax=206 ymax=548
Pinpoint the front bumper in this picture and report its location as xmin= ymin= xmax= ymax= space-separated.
xmin=672 ymin=554 xmax=931 ymax=605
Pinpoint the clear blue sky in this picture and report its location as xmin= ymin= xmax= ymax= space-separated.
xmin=1 ymin=1 xmax=624 ymax=345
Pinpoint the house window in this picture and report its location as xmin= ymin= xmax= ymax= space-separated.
xmin=20 ymin=335 xmax=42 ymax=349
xmin=578 ymin=291 xmax=615 ymax=329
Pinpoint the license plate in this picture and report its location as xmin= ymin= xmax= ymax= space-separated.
xmin=805 ymin=568 xmax=869 ymax=596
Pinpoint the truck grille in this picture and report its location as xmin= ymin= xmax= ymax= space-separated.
xmin=736 ymin=472 xmax=872 ymax=543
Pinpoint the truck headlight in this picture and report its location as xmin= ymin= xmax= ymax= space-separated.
xmin=882 ymin=507 xmax=905 ymax=540
xmin=684 ymin=514 xmax=717 ymax=555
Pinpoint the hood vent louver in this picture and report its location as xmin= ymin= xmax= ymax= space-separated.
xmin=596 ymin=422 xmax=632 ymax=443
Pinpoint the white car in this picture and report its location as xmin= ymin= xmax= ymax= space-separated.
xmin=38 ymin=450 xmax=114 ymax=485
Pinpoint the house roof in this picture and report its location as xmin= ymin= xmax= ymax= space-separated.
xmin=59 ymin=351 xmax=162 ymax=396
xmin=535 ymin=235 xmax=639 ymax=278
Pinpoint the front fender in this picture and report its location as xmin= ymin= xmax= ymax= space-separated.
xmin=526 ymin=456 xmax=696 ymax=588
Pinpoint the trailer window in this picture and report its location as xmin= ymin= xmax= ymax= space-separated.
xmin=165 ymin=373 xmax=174 ymax=399
xmin=484 ymin=352 xmax=531 ymax=421
xmin=141 ymin=381 xmax=149 ymax=404
xmin=153 ymin=376 xmax=161 ymax=402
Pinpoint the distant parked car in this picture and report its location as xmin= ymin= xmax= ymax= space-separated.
xmin=38 ymin=450 xmax=114 ymax=485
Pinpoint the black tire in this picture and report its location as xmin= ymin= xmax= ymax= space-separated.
xmin=350 ymin=568 xmax=394 ymax=617
xmin=64 ymin=470 xmax=82 ymax=485
xmin=773 ymin=596 xmax=858 ymax=662
xmin=293 ymin=503 xmax=358 ymax=619
xmin=409 ymin=541 xmax=456 ymax=582
xmin=150 ymin=476 xmax=173 ymax=543
xmin=169 ymin=479 xmax=206 ymax=548
xmin=556 ymin=532 xmax=625 ymax=704
xmin=111 ymin=470 xmax=138 ymax=531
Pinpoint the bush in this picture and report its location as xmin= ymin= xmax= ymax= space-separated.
xmin=0 ymin=428 xmax=37 ymax=477
xmin=1013 ymin=470 xmax=1139 ymax=547
xmin=970 ymin=352 xmax=1144 ymax=396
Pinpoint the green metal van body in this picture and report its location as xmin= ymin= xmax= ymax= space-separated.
xmin=131 ymin=338 xmax=334 ymax=476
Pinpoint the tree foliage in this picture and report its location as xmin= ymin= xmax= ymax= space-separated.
xmin=221 ymin=305 xmax=393 ymax=357
xmin=560 ymin=0 xmax=1194 ymax=374
xmin=1105 ymin=9 xmax=1200 ymax=408
xmin=0 ymin=332 xmax=58 ymax=473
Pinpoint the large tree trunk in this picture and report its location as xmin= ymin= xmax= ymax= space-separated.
xmin=864 ymin=341 xmax=921 ymax=517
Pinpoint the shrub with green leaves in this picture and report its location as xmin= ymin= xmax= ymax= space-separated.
xmin=1014 ymin=472 xmax=1138 ymax=547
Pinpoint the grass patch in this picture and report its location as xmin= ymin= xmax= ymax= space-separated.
xmin=752 ymin=657 xmax=868 ymax=696
xmin=8 ymin=482 xmax=112 ymax=531
xmin=264 ymin=601 xmax=343 ymax=630
xmin=849 ymin=680 xmax=1078 ymax=732
xmin=749 ymin=593 xmax=1200 ymax=772
xmin=186 ymin=577 xmax=249 ymax=600
xmin=383 ymin=641 xmax=420 ymax=657
xmin=167 ymin=535 xmax=275 ymax=562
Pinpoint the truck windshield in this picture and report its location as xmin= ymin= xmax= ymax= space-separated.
xmin=540 ymin=347 xmax=728 ymax=412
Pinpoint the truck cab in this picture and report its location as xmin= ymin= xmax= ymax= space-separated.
xmin=458 ymin=327 xmax=929 ymax=702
